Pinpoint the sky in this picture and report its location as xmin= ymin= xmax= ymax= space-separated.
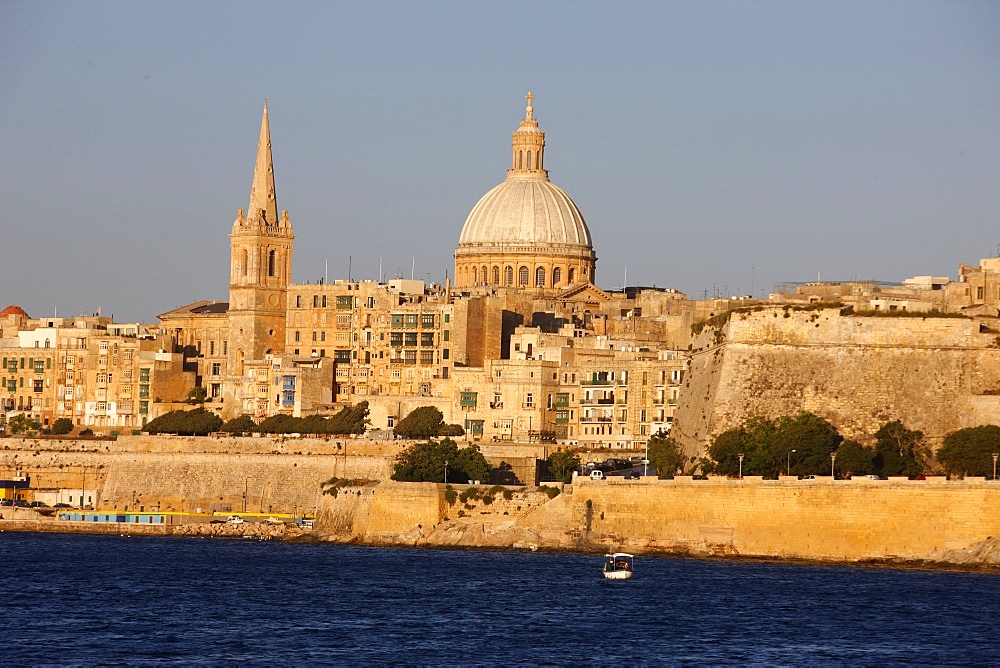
xmin=2 ymin=0 xmax=999 ymax=324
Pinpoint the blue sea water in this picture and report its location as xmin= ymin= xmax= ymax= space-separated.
xmin=1 ymin=532 xmax=998 ymax=665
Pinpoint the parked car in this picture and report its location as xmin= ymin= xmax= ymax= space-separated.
xmin=589 ymin=470 xmax=604 ymax=481
xmin=800 ymin=475 xmax=817 ymax=481
xmin=625 ymin=471 xmax=641 ymax=480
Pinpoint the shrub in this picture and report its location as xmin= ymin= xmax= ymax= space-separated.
xmin=50 ymin=418 xmax=74 ymax=436
xmin=444 ymin=487 xmax=458 ymax=506
xmin=538 ymin=485 xmax=561 ymax=499
xmin=393 ymin=406 xmax=445 ymax=439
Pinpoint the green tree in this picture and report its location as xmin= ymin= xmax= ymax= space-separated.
xmin=143 ymin=408 xmax=222 ymax=436
xmin=439 ymin=423 xmax=466 ymax=437
xmin=7 ymin=413 xmax=41 ymax=435
xmin=937 ymin=425 xmax=1000 ymax=477
xmin=647 ymin=431 xmax=687 ymax=477
xmin=256 ymin=413 xmax=300 ymax=434
xmin=706 ymin=428 xmax=751 ymax=476
xmin=452 ymin=443 xmax=490 ymax=483
xmin=326 ymin=401 xmax=369 ymax=435
xmin=50 ymin=417 xmax=74 ymax=436
xmin=546 ymin=448 xmax=581 ymax=483
xmin=392 ymin=438 xmax=461 ymax=482
xmin=873 ymin=420 xmax=928 ymax=477
xmin=394 ymin=406 xmax=445 ymax=439
xmin=187 ymin=386 xmax=207 ymax=404
xmin=834 ymin=439 xmax=875 ymax=477
xmin=221 ymin=415 xmax=257 ymax=435
xmin=773 ymin=412 xmax=843 ymax=477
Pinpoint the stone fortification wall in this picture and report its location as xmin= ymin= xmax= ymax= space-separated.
xmin=672 ymin=308 xmax=1000 ymax=453
xmin=572 ymin=477 xmax=1000 ymax=562
xmin=311 ymin=477 xmax=1000 ymax=565
xmin=100 ymin=451 xmax=390 ymax=514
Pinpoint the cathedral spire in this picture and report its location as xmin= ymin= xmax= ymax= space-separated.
xmin=247 ymin=101 xmax=279 ymax=225
xmin=509 ymin=90 xmax=546 ymax=178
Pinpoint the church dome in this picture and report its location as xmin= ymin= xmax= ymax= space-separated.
xmin=458 ymin=176 xmax=591 ymax=247
xmin=0 ymin=305 xmax=29 ymax=318
xmin=454 ymin=92 xmax=597 ymax=292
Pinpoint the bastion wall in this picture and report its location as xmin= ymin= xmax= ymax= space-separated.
xmin=672 ymin=309 xmax=1000 ymax=453
xmin=315 ymin=477 xmax=1000 ymax=564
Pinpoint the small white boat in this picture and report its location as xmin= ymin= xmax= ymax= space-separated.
xmin=225 ymin=515 xmax=245 ymax=525
xmin=603 ymin=552 xmax=634 ymax=580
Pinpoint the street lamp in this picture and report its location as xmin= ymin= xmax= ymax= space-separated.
xmin=444 ymin=460 xmax=448 ymax=484
xmin=787 ymin=449 xmax=796 ymax=476
xmin=830 ymin=451 xmax=837 ymax=478
xmin=738 ymin=453 xmax=744 ymax=479
xmin=993 ymin=452 xmax=998 ymax=480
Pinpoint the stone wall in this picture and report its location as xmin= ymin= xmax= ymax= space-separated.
xmin=672 ymin=308 xmax=1000 ymax=453
xmin=312 ymin=477 xmax=1000 ymax=565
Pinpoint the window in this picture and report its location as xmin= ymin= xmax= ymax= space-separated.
xmin=421 ymin=332 xmax=434 ymax=346
xmin=321 ymin=332 xmax=326 ymax=342
xmin=421 ymin=314 xmax=434 ymax=328
xmin=420 ymin=350 xmax=434 ymax=365
xmin=268 ymin=250 xmax=276 ymax=277
xmin=367 ymin=296 xmax=375 ymax=308
xmin=505 ymin=266 xmax=514 ymax=285
xmin=525 ymin=393 xmax=534 ymax=408
xmin=313 ymin=295 xmax=319 ymax=308
xmin=322 ymin=295 xmax=328 ymax=308
xmin=519 ymin=266 xmax=529 ymax=286
xmin=337 ymin=296 xmax=353 ymax=310
xmin=404 ymin=314 xmax=418 ymax=328
xmin=569 ymin=268 xmax=576 ymax=283
xmin=444 ymin=313 xmax=450 ymax=324
xmin=335 ymin=350 xmax=351 ymax=363
xmin=296 ymin=295 xmax=302 ymax=308
xmin=210 ymin=383 xmax=221 ymax=398
xmin=978 ymin=286 xmax=985 ymax=300
xmin=552 ymin=267 xmax=561 ymax=285
xmin=460 ymin=391 xmax=477 ymax=407
xmin=443 ymin=330 xmax=450 ymax=342
xmin=404 ymin=332 xmax=417 ymax=347
xmin=387 ymin=415 xmax=395 ymax=429
xmin=294 ymin=331 xmax=300 ymax=342
xmin=442 ymin=349 xmax=450 ymax=360
xmin=535 ymin=267 xmax=545 ymax=287
xmin=211 ymin=363 xmax=221 ymax=376
xmin=390 ymin=333 xmax=403 ymax=346
xmin=312 ymin=332 xmax=318 ymax=342
xmin=493 ymin=266 xmax=500 ymax=284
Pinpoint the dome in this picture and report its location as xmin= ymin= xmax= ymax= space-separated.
xmin=458 ymin=175 xmax=592 ymax=248
xmin=454 ymin=92 xmax=597 ymax=292
xmin=0 ymin=305 xmax=29 ymax=318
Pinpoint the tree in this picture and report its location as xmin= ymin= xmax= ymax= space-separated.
xmin=256 ymin=413 xmax=299 ymax=434
xmin=873 ymin=420 xmax=928 ymax=477
xmin=326 ymin=401 xmax=369 ymax=435
xmin=937 ymin=425 xmax=1000 ymax=477
xmin=187 ymin=386 xmax=208 ymax=404
xmin=452 ymin=443 xmax=490 ymax=483
xmin=221 ymin=415 xmax=257 ymax=435
xmin=546 ymin=448 xmax=581 ymax=483
xmin=772 ymin=412 xmax=843 ymax=476
xmin=647 ymin=431 xmax=687 ymax=477
xmin=394 ymin=406 xmax=445 ymax=439
xmin=393 ymin=438 xmax=454 ymax=482
xmin=705 ymin=428 xmax=751 ymax=476
xmin=834 ymin=439 xmax=874 ymax=477
xmin=7 ymin=413 xmax=41 ymax=435
xmin=439 ymin=423 xmax=466 ymax=437
xmin=143 ymin=408 xmax=222 ymax=436
xmin=50 ymin=417 xmax=74 ymax=436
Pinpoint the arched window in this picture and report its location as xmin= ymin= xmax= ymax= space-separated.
xmin=241 ymin=250 xmax=248 ymax=277
xmin=268 ymin=250 xmax=276 ymax=277
xmin=526 ymin=151 xmax=533 ymax=170
xmin=552 ymin=267 xmax=562 ymax=286
xmin=519 ymin=266 xmax=529 ymax=286
xmin=568 ymin=268 xmax=576 ymax=283
xmin=535 ymin=266 xmax=545 ymax=287
xmin=518 ymin=151 xmax=523 ymax=169
xmin=493 ymin=266 xmax=501 ymax=284
xmin=505 ymin=266 xmax=514 ymax=286
xmin=472 ymin=266 xmax=477 ymax=284
xmin=481 ymin=266 xmax=487 ymax=284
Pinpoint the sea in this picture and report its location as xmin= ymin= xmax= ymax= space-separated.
xmin=2 ymin=532 xmax=998 ymax=666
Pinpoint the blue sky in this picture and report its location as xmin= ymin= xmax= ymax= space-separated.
xmin=2 ymin=0 xmax=999 ymax=323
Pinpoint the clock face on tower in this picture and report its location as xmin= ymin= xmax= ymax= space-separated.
xmin=267 ymin=294 xmax=279 ymax=307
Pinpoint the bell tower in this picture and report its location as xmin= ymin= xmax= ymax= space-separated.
xmin=227 ymin=102 xmax=294 ymax=385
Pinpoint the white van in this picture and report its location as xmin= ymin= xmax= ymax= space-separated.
xmin=590 ymin=470 xmax=604 ymax=480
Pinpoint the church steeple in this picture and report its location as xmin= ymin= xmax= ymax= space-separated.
xmin=508 ymin=90 xmax=547 ymax=178
xmin=247 ymin=101 xmax=279 ymax=226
